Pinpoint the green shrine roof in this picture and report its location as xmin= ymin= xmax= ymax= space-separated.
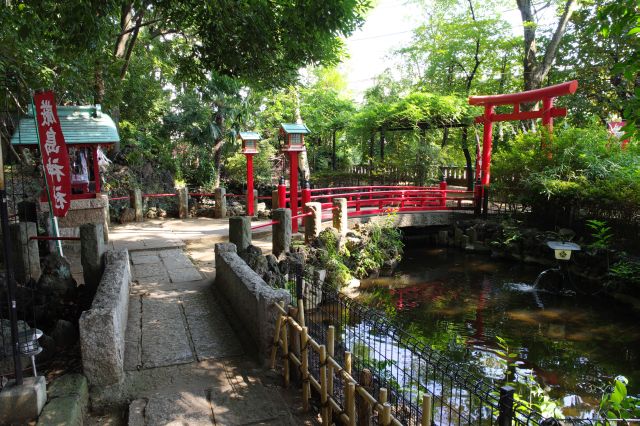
xmin=238 ymin=131 xmax=261 ymax=140
xmin=279 ymin=123 xmax=311 ymax=135
xmin=11 ymin=105 xmax=120 ymax=146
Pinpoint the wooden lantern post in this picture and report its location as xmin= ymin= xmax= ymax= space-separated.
xmin=279 ymin=123 xmax=311 ymax=233
xmin=238 ymin=132 xmax=260 ymax=217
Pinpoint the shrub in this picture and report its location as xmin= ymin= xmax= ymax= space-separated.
xmin=492 ymin=126 xmax=640 ymax=225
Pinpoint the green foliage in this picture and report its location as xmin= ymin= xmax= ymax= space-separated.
xmin=492 ymin=126 xmax=640 ymax=224
xmin=223 ymin=141 xmax=277 ymax=186
xmin=310 ymin=216 xmax=404 ymax=288
xmin=351 ymin=215 xmax=404 ymax=279
xmin=599 ymin=376 xmax=640 ymax=422
xmin=494 ymin=336 xmax=563 ymax=419
xmin=586 ymin=219 xmax=614 ymax=250
xmin=609 ymin=257 xmax=640 ymax=286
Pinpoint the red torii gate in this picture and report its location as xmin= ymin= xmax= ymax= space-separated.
xmin=468 ymin=80 xmax=578 ymax=213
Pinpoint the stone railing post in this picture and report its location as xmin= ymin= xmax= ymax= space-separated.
xmin=129 ymin=189 xmax=143 ymax=222
xmin=332 ymin=197 xmax=348 ymax=237
xmin=9 ymin=222 xmax=41 ymax=283
xmin=99 ymin=193 xmax=110 ymax=242
xmin=214 ymin=187 xmax=227 ymax=218
xmin=80 ymin=223 xmax=105 ymax=293
xmin=272 ymin=208 xmax=291 ymax=257
xmin=253 ymin=189 xmax=259 ymax=216
xmin=229 ymin=216 xmax=251 ymax=253
xmin=177 ymin=186 xmax=189 ymax=219
xmin=304 ymin=202 xmax=322 ymax=244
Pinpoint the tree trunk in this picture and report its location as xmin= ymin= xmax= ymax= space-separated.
xmin=379 ymin=129 xmax=385 ymax=161
xmin=119 ymin=10 xmax=145 ymax=80
xmin=517 ymin=0 xmax=577 ymax=92
xmin=331 ymin=130 xmax=336 ymax=170
xmin=114 ymin=3 xmax=134 ymax=58
xmin=461 ymin=128 xmax=474 ymax=190
xmin=93 ymin=60 xmax=105 ymax=105
xmin=213 ymin=109 xmax=225 ymax=188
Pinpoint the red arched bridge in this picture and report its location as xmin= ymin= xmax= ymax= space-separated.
xmin=265 ymin=182 xmax=475 ymax=233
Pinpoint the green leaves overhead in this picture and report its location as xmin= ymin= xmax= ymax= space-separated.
xmin=351 ymin=92 xmax=473 ymax=134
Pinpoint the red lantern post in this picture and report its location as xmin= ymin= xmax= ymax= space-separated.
xmin=238 ymin=132 xmax=260 ymax=217
xmin=279 ymin=123 xmax=311 ymax=233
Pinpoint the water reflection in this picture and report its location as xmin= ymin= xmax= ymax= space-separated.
xmin=358 ymin=246 xmax=640 ymax=417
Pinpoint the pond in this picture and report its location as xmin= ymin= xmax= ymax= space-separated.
xmin=357 ymin=243 xmax=640 ymax=418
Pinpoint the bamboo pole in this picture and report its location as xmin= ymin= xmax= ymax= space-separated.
xmin=301 ymin=326 xmax=310 ymax=412
xmin=357 ymin=369 xmax=373 ymax=426
xmin=298 ymin=296 xmax=306 ymax=328
xmin=320 ymin=344 xmax=329 ymax=426
xmin=270 ymin=302 xmax=284 ymax=369
xmin=345 ymin=351 xmax=352 ymax=376
xmin=327 ymin=325 xmax=335 ymax=419
xmin=421 ymin=395 xmax=432 ymax=426
xmin=378 ymin=388 xmax=388 ymax=424
xmin=289 ymin=306 xmax=301 ymax=383
xmin=282 ymin=317 xmax=290 ymax=387
xmin=382 ymin=403 xmax=392 ymax=426
xmin=346 ymin=382 xmax=356 ymax=426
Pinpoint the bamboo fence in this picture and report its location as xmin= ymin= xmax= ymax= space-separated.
xmin=270 ymin=300 xmax=433 ymax=426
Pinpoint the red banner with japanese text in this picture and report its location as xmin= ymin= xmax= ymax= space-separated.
xmin=33 ymin=91 xmax=71 ymax=217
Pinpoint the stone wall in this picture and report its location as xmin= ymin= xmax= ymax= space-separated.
xmin=214 ymin=243 xmax=290 ymax=363
xmin=347 ymin=210 xmax=472 ymax=228
xmin=78 ymin=249 xmax=130 ymax=391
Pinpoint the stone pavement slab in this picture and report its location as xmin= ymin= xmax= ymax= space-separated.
xmin=168 ymin=267 xmax=202 ymax=282
xmin=210 ymin=360 xmax=296 ymax=426
xmin=144 ymin=392 xmax=215 ymax=425
xmin=130 ymin=253 xmax=160 ymax=265
xmin=141 ymin=293 xmax=195 ymax=368
xmin=181 ymin=292 xmax=243 ymax=361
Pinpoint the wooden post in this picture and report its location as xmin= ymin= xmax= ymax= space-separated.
xmin=345 ymin=351 xmax=352 ymax=376
xmin=282 ymin=317 xmax=290 ymax=387
xmin=378 ymin=388 xmax=388 ymax=424
xmin=270 ymin=302 xmax=284 ymax=369
xmin=320 ymin=344 xmax=329 ymax=426
xmin=327 ymin=325 xmax=335 ymax=418
xmin=346 ymin=382 xmax=356 ymax=426
xmin=301 ymin=326 xmax=310 ymax=412
xmin=421 ymin=394 xmax=432 ymax=426
xmin=357 ymin=369 xmax=373 ymax=426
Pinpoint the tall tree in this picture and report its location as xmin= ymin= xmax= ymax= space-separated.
xmin=516 ymin=0 xmax=578 ymax=91
xmin=596 ymin=0 xmax=640 ymax=138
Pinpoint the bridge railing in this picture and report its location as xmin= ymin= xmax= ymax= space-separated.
xmin=270 ymin=184 xmax=476 ymax=233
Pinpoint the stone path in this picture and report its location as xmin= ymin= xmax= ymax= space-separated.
xmin=93 ymin=219 xmax=316 ymax=425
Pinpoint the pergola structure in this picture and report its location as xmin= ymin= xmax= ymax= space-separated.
xmin=468 ymin=80 xmax=578 ymax=213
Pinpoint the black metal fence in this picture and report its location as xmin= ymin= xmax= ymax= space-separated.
xmin=279 ymin=265 xmax=614 ymax=426
xmin=1 ymin=81 xmax=43 ymax=389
